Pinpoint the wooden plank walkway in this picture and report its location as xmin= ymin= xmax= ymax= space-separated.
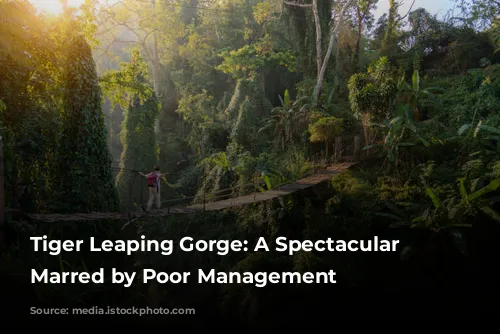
xmin=23 ymin=162 xmax=355 ymax=222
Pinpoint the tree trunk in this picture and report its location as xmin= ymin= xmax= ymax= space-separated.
xmin=151 ymin=0 xmax=162 ymax=138
xmin=354 ymin=5 xmax=363 ymax=71
xmin=354 ymin=135 xmax=361 ymax=160
xmin=334 ymin=36 xmax=342 ymax=96
xmin=312 ymin=0 xmax=322 ymax=76
xmin=362 ymin=113 xmax=371 ymax=156
xmin=325 ymin=141 xmax=329 ymax=161
xmin=313 ymin=0 xmax=356 ymax=104
xmin=337 ymin=136 xmax=344 ymax=162
xmin=382 ymin=0 xmax=397 ymax=54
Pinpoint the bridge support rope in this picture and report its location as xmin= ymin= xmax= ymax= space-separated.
xmin=10 ymin=162 xmax=356 ymax=223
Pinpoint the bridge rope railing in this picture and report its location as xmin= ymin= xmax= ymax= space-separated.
xmin=126 ymin=161 xmax=327 ymax=214
xmin=123 ymin=155 xmax=343 ymax=217
xmin=143 ymin=153 xmax=331 ymax=207
xmin=5 ymin=151 xmax=338 ymax=218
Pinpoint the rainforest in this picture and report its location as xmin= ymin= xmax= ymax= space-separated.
xmin=1 ymin=0 xmax=500 ymax=330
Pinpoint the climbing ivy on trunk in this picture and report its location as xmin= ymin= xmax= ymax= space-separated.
xmin=55 ymin=33 xmax=118 ymax=213
xmin=101 ymin=50 xmax=158 ymax=210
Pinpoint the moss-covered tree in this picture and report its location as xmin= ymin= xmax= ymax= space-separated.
xmin=348 ymin=57 xmax=399 ymax=152
xmin=309 ymin=116 xmax=343 ymax=158
xmin=101 ymin=50 xmax=158 ymax=210
xmin=55 ymin=31 xmax=118 ymax=213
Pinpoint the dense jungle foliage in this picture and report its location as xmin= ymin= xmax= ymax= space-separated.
xmin=1 ymin=0 xmax=500 ymax=327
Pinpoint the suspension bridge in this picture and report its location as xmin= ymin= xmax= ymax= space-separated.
xmin=17 ymin=162 xmax=356 ymax=223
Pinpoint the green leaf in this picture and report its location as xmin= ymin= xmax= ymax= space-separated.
xmin=468 ymin=151 xmax=482 ymax=157
xmin=425 ymin=87 xmax=444 ymax=94
xmin=479 ymin=124 xmax=500 ymax=135
xmin=417 ymin=135 xmax=430 ymax=147
xmin=448 ymin=205 xmax=465 ymax=221
xmin=412 ymin=70 xmax=420 ymax=91
xmin=411 ymin=216 xmax=426 ymax=223
xmin=473 ymin=120 xmax=482 ymax=137
xmin=478 ymin=205 xmax=500 ymax=222
xmin=425 ymin=188 xmax=441 ymax=209
xmin=390 ymin=116 xmax=403 ymax=125
xmin=361 ymin=144 xmax=381 ymax=150
xmin=384 ymin=201 xmax=406 ymax=216
xmin=458 ymin=178 xmax=468 ymax=201
xmin=467 ymin=178 xmax=500 ymax=201
xmin=277 ymin=208 xmax=285 ymax=219
xmin=283 ymin=89 xmax=291 ymax=106
xmin=261 ymin=173 xmax=272 ymax=190
xmin=400 ymin=245 xmax=414 ymax=261
xmin=255 ymin=185 xmax=266 ymax=192
xmin=470 ymin=178 xmax=481 ymax=192
xmin=278 ymin=94 xmax=285 ymax=107
xmin=458 ymin=124 xmax=471 ymax=135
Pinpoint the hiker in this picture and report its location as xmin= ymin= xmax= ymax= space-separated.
xmin=139 ymin=166 xmax=165 ymax=211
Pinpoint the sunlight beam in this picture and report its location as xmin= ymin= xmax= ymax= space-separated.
xmin=29 ymin=0 xmax=86 ymax=15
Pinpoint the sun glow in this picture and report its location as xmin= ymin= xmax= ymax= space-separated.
xmin=29 ymin=0 xmax=85 ymax=15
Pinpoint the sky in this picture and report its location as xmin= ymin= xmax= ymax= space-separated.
xmin=29 ymin=0 xmax=86 ymax=14
xmin=375 ymin=0 xmax=457 ymax=20
xmin=29 ymin=0 xmax=457 ymax=19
